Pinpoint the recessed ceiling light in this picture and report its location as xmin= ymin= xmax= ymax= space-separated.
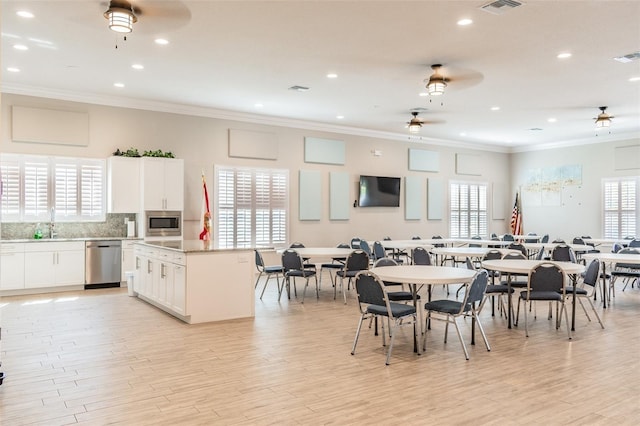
xmin=254 ymin=103 xmax=264 ymax=108
xmin=7 ymin=67 xmax=20 ymax=73
xmin=557 ymin=52 xmax=572 ymax=59
xmin=457 ymin=18 xmax=473 ymax=26
xmin=13 ymin=44 xmax=28 ymax=51
xmin=327 ymin=73 xmax=338 ymax=79
xmin=154 ymin=38 xmax=169 ymax=45
xmin=490 ymin=106 xmax=500 ymax=111
xmin=336 ymin=115 xmax=344 ymax=119
xmin=547 ymin=118 xmax=557 ymax=123
xmin=132 ymin=64 xmax=144 ymax=70
xmin=114 ymin=82 xmax=125 ymax=88
xmin=16 ymin=10 xmax=34 ymax=18
xmin=630 ymin=76 xmax=640 ymax=82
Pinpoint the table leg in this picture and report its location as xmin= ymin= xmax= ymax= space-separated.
xmin=601 ymin=261 xmax=607 ymax=309
xmin=507 ymin=273 xmax=513 ymax=329
xmin=471 ymin=300 xmax=476 ymax=345
xmin=571 ymin=274 xmax=577 ymax=332
xmin=412 ymin=283 xmax=421 ymax=355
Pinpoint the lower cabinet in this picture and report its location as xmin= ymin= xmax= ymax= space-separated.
xmin=24 ymin=241 xmax=85 ymax=288
xmin=0 ymin=243 xmax=26 ymax=290
xmin=134 ymin=246 xmax=186 ymax=315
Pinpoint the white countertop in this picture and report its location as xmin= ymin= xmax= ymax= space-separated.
xmin=135 ymin=239 xmax=257 ymax=253
xmin=1 ymin=237 xmax=141 ymax=243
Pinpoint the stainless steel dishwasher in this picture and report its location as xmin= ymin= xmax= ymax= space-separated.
xmin=85 ymin=240 xmax=122 ymax=289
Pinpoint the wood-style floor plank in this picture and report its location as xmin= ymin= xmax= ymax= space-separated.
xmin=1 ymin=279 xmax=639 ymax=424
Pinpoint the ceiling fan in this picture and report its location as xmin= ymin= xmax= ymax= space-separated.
xmin=101 ymin=0 xmax=191 ymax=35
xmin=423 ymin=63 xmax=484 ymax=95
xmin=406 ymin=111 xmax=424 ymax=133
xmin=594 ymin=106 xmax=614 ymax=129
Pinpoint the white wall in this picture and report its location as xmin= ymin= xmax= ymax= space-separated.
xmin=510 ymin=138 xmax=640 ymax=242
xmin=1 ymin=93 xmax=512 ymax=246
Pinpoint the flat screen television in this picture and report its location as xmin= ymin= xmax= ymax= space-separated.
xmin=358 ymin=175 xmax=401 ymax=207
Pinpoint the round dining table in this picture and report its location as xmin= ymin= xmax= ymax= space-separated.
xmin=430 ymin=247 xmax=519 ymax=266
xmin=370 ymin=265 xmax=477 ymax=351
xmin=481 ymin=259 xmax=585 ymax=331
xmin=581 ymin=252 xmax=640 ymax=309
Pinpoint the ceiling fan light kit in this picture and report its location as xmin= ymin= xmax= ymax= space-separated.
xmin=104 ymin=2 xmax=137 ymax=34
xmin=595 ymin=106 xmax=612 ymax=129
xmin=426 ymin=64 xmax=448 ymax=96
xmin=407 ymin=112 xmax=423 ymax=133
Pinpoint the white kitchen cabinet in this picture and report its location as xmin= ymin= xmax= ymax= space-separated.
xmin=24 ymin=241 xmax=85 ymax=288
xmin=140 ymin=157 xmax=184 ymax=211
xmin=171 ymin=263 xmax=186 ymax=315
xmin=107 ymin=156 xmax=141 ymax=213
xmin=121 ymin=240 xmax=137 ymax=282
xmin=0 ymin=243 xmax=26 ymax=290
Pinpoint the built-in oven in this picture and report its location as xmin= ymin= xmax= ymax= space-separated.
xmin=145 ymin=210 xmax=182 ymax=238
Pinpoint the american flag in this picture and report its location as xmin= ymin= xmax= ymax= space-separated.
xmin=510 ymin=193 xmax=522 ymax=235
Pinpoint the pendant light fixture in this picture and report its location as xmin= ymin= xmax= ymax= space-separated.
xmin=425 ymin=64 xmax=447 ymax=96
xmin=104 ymin=1 xmax=137 ymax=34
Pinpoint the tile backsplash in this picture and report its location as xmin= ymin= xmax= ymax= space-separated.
xmin=1 ymin=213 xmax=136 ymax=240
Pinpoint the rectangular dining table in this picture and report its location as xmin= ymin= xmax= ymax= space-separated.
xmin=581 ymin=252 xmax=640 ymax=309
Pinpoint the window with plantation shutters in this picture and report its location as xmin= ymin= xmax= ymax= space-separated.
xmin=0 ymin=154 xmax=105 ymax=222
xmin=215 ymin=165 xmax=289 ymax=249
xmin=603 ymin=177 xmax=638 ymax=238
xmin=450 ymin=181 xmax=487 ymax=238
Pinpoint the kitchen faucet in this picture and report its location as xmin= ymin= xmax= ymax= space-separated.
xmin=49 ymin=207 xmax=57 ymax=239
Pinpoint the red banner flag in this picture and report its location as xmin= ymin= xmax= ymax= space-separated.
xmin=510 ymin=193 xmax=522 ymax=235
xmin=199 ymin=174 xmax=212 ymax=241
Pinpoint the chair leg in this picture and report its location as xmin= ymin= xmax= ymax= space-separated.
xmin=473 ymin=310 xmax=491 ymax=352
xmin=585 ymin=296 xmax=605 ymax=329
xmin=259 ymin=274 xmax=272 ymax=300
xmin=301 ymin=277 xmax=309 ymax=303
xmin=451 ymin=317 xmax=469 ymax=360
xmin=254 ymin=271 xmax=263 ymax=289
xmin=385 ymin=322 xmax=397 ymax=365
xmin=351 ymin=314 xmax=366 ymax=355
xmin=577 ymin=297 xmax=591 ymax=321
xmin=524 ymin=299 xmax=529 ymax=337
xmin=562 ymin=302 xmax=571 ymax=340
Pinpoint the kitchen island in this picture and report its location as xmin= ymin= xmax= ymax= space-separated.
xmin=133 ymin=240 xmax=254 ymax=324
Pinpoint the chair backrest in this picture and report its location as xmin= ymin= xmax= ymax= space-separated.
xmin=503 ymin=252 xmax=526 ymax=260
xmin=614 ymin=247 xmax=640 ymax=268
xmin=529 ymin=262 xmax=564 ymax=293
xmin=290 ymin=242 xmax=305 ymax=249
xmin=618 ymin=247 xmax=640 ymax=255
xmin=535 ymin=246 xmax=546 ymax=260
xmin=354 ymin=272 xmax=387 ymax=312
xmin=337 ymin=243 xmax=351 ymax=249
xmin=350 ymin=237 xmax=362 ymax=249
xmin=507 ymin=243 xmax=527 ymax=257
xmin=551 ymin=244 xmax=575 ymax=262
xmin=623 ymin=235 xmax=635 ymax=240
xmin=372 ymin=241 xmax=386 ymax=260
xmin=374 ymin=257 xmax=397 ymax=268
xmin=412 ymin=247 xmax=431 ymax=265
xmin=411 ymin=235 xmax=422 ymax=240
xmin=503 ymin=234 xmax=515 ymax=242
xmin=432 ymin=235 xmax=444 ymax=248
xmin=383 ymin=236 xmax=392 ymax=241
xmin=552 ymin=239 xmax=565 ymax=243
xmin=254 ymin=249 xmax=265 ymax=271
xmin=629 ymin=239 xmax=640 ymax=248
xmin=540 ymin=234 xmax=549 ymax=243
xmin=466 ymin=257 xmax=475 ymax=270
xmin=573 ymin=237 xmax=585 ymax=245
xmin=490 ymin=232 xmax=498 ymax=239
xmin=469 ymin=235 xmax=482 ymax=247
xmin=461 ymin=270 xmax=488 ymax=313
xmin=583 ymin=259 xmax=600 ymax=288
xmin=483 ymin=249 xmax=503 ymax=261
xmin=612 ymin=242 xmax=623 ymax=253
xmin=281 ymin=249 xmax=303 ymax=272
xmin=525 ymin=233 xmax=538 ymax=243
xmin=345 ymin=249 xmax=370 ymax=272
xmin=359 ymin=240 xmax=372 ymax=257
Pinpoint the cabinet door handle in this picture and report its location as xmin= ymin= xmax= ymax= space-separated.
xmin=161 ymin=263 xmax=166 ymax=278
xmin=53 ymin=252 xmax=56 ymax=265
xmin=147 ymin=259 xmax=152 ymax=273
xmin=135 ymin=257 xmax=140 ymax=269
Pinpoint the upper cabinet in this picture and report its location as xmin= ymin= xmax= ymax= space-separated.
xmin=140 ymin=157 xmax=184 ymax=211
xmin=107 ymin=156 xmax=141 ymax=213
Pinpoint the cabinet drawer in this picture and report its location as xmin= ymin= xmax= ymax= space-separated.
xmin=24 ymin=241 xmax=85 ymax=252
xmin=1 ymin=243 xmax=25 ymax=253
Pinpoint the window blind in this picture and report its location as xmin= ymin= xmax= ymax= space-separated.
xmin=450 ymin=181 xmax=488 ymax=238
xmin=603 ymin=178 xmax=638 ymax=238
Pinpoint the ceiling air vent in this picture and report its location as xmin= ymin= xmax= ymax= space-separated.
xmin=614 ymin=51 xmax=640 ymax=64
xmin=288 ymin=85 xmax=310 ymax=92
xmin=480 ymin=0 xmax=524 ymax=15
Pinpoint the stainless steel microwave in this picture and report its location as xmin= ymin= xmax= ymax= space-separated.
xmin=145 ymin=210 xmax=182 ymax=237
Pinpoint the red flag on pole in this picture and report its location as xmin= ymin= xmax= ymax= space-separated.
xmin=510 ymin=193 xmax=522 ymax=235
xmin=199 ymin=173 xmax=212 ymax=240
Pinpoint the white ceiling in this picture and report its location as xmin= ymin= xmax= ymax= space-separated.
xmin=2 ymin=0 xmax=640 ymax=152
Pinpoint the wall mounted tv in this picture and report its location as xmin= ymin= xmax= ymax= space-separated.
xmin=358 ymin=175 xmax=401 ymax=207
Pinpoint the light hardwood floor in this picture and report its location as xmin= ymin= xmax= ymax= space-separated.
xmin=1 ymin=276 xmax=639 ymax=425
